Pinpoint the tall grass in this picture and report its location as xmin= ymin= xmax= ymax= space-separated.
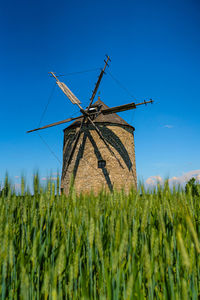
xmin=0 ymin=176 xmax=200 ymax=299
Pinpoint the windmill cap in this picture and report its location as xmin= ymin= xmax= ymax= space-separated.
xmin=64 ymin=98 xmax=135 ymax=131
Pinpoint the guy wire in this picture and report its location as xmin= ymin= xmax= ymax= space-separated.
xmin=37 ymin=132 xmax=62 ymax=165
xmin=57 ymin=67 xmax=101 ymax=77
xmin=107 ymin=70 xmax=137 ymax=100
xmin=38 ymin=82 xmax=56 ymax=126
xmin=36 ymin=83 xmax=62 ymax=165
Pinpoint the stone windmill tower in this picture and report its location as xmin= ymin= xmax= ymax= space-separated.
xmin=61 ymin=98 xmax=137 ymax=194
xmin=27 ymin=56 xmax=153 ymax=194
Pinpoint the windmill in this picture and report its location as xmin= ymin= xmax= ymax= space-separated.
xmin=27 ymin=56 xmax=153 ymax=194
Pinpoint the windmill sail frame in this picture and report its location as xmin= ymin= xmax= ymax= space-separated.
xmin=56 ymin=81 xmax=81 ymax=105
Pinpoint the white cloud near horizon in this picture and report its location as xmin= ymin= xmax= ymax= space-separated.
xmin=146 ymin=169 xmax=200 ymax=186
xmin=164 ymin=124 xmax=174 ymax=129
xmin=146 ymin=175 xmax=163 ymax=185
xmin=176 ymin=169 xmax=200 ymax=184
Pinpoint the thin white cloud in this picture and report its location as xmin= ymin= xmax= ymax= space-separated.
xmin=168 ymin=176 xmax=178 ymax=182
xmin=146 ymin=175 xmax=163 ymax=185
xmin=196 ymin=175 xmax=200 ymax=181
xmin=174 ymin=169 xmax=200 ymax=184
xmin=146 ymin=169 xmax=200 ymax=187
xmin=164 ymin=125 xmax=173 ymax=129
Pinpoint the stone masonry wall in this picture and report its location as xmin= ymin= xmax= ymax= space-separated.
xmin=61 ymin=123 xmax=137 ymax=195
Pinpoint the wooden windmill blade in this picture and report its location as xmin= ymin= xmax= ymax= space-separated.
xmin=101 ymin=99 xmax=154 ymax=115
xmin=26 ymin=115 xmax=82 ymax=133
xmin=56 ymin=81 xmax=81 ymax=105
xmin=27 ymin=72 xmax=86 ymax=134
xmin=87 ymin=55 xmax=110 ymax=110
xmin=50 ymin=55 xmax=110 ymax=114
xmin=50 ymin=72 xmax=81 ymax=107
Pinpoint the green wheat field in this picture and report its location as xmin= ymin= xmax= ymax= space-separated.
xmin=0 ymin=176 xmax=200 ymax=299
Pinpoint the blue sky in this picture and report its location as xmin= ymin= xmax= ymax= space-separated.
xmin=1 ymin=0 xmax=200 ymax=188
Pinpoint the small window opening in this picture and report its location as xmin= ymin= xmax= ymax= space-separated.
xmin=98 ymin=160 xmax=106 ymax=168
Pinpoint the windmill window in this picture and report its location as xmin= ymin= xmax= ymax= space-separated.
xmin=98 ymin=160 xmax=106 ymax=168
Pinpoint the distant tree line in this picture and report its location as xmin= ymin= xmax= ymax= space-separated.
xmin=185 ymin=177 xmax=200 ymax=197
xmin=0 ymin=176 xmax=10 ymax=197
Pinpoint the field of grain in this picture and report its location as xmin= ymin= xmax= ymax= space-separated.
xmin=0 ymin=176 xmax=200 ymax=299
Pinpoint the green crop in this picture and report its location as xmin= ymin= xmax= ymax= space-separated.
xmin=0 ymin=176 xmax=200 ymax=299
